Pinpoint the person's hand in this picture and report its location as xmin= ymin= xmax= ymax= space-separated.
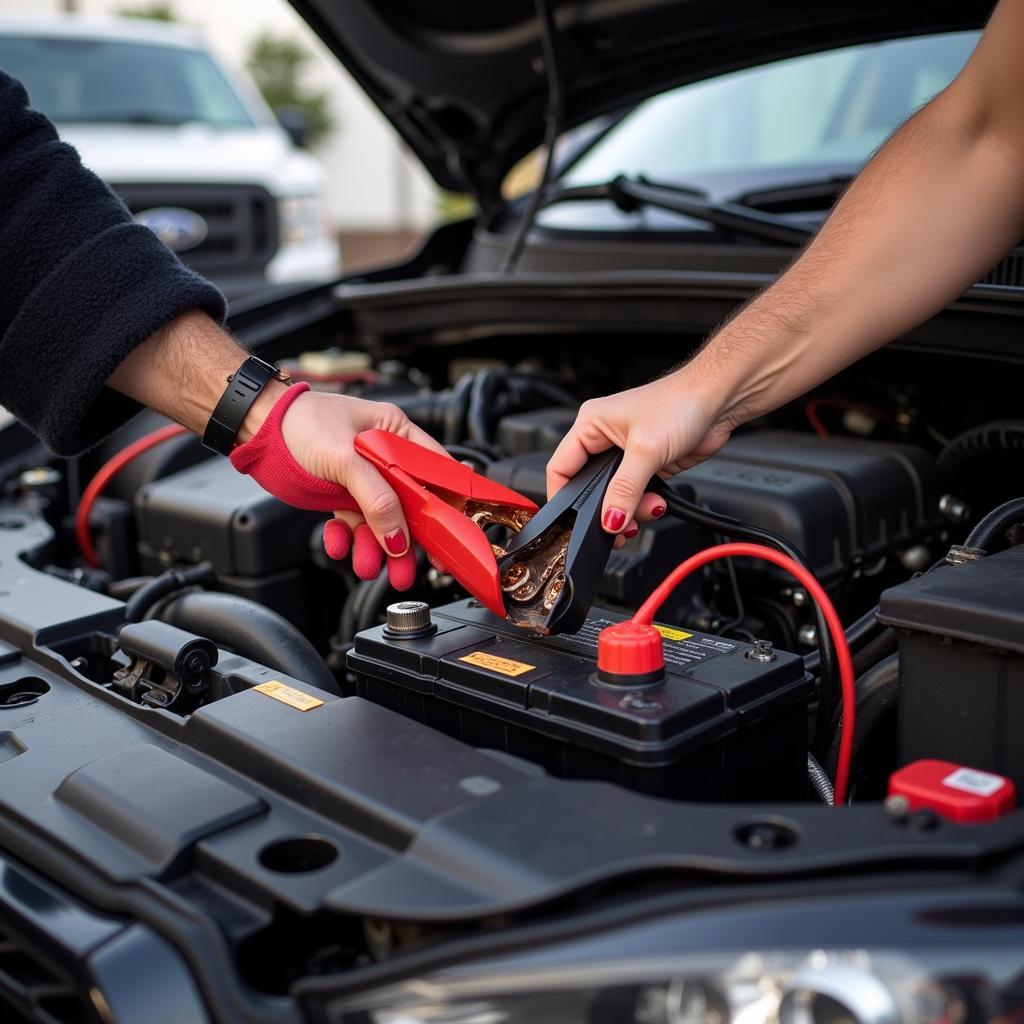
xmin=546 ymin=366 xmax=735 ymax=535
xmin=235 ymin=383 xmax=452 ymax=590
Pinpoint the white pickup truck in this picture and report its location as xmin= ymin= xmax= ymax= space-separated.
xmin=0 ymin=14 xmax=340 ymax=299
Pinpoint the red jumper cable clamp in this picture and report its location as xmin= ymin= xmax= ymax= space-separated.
xmin=355 ymin=432 xmax=624 ymax=635
xmin=353 ymin=430 xmax=538 ymax=616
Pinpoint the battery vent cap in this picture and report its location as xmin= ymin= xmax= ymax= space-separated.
xmin=889 ymin=759 xmax=1015 ymax=823
xmin=597 ymin=621 xmax=664 ymax=685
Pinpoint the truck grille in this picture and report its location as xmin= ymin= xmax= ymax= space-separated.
xmin=114 ymin=183 xmax=278 ymax=276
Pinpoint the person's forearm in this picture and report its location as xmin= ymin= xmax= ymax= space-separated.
xmin=686 ymin=80 xmax=1024 ymax=427
xmin=106 ymin=310 xmax=286 ymax=443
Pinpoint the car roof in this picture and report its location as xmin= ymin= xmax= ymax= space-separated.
xmin=0 ymin=13 xmax=204 ymax=50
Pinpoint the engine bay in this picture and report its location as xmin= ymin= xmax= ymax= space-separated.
xmin=2 ymin=315 xmax=1024 ymax=1017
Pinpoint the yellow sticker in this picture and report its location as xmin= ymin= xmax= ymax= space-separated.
xmin=253 ymin=680 xmax=324 ymax=711
xmin=654 ymin=625 xmax=693 ymax=642
xmin=459 ymin=651 xmax=536 ymax=677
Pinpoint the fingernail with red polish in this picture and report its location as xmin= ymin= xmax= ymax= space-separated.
xmin=603 ymin=508 xmax=626 ymax=532
xmin=625 ymin=526 xmax=639 ymax=539
xmin=651 ymin=505 xmax=666 ymax=519
xmin=384 ymin=529 xmax=407 ymax=555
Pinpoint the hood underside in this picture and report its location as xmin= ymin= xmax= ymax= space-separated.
xmin=290 ymin=0 xmax=992 ymax=208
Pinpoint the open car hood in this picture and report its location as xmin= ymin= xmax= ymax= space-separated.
xmin=290 ymin=0 xmax=989 ymax=210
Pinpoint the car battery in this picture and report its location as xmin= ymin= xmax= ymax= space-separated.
xmin=348 ymin=598 xmax=813 ymax=801
xmin=878 ymin=545 xmax=1024 ymax=790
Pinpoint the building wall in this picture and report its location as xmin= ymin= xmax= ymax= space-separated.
xmin=0 ymin=0 xmax=442 ymax=233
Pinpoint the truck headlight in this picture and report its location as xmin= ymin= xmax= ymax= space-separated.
xmin=324 ymin=948 xmax=1020 ymax=1024
xmin=279 ymin=195 xmax=324 ymax=244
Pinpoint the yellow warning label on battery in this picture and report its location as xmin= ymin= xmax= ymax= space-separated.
xmin=254 ymin=680 xmax=324 ymax=711
xmin=655 ymin=625 xmax=693 ymax=641
xmin=459 ymin=651 xmax=535 ymax=677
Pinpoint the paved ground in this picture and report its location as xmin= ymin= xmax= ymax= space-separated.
xmin=337 ymin=230 xmax=423 ymax=272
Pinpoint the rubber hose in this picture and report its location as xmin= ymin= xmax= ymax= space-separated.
xmin=505 ymin=373 xmax=578 ymax=408
xmin=964 ymin=495 xmax=1024 ymax=554
xmin=443 ymin=372 xmax=475 ymax=445
xmin=124 ymin=562 xmax=216 ymax=623
xmin=445 ymin=444 xmax=496 ymax=468
xmin=653 ymin=482 xmax=838 ymax=739
xmin=804 ymin=604 xmax=884 ymax=677
xmin=851 ymin=626 xmax=898 ymax=679
xmin=825 ymin=652 xmax=899 ymax=779
xmin=157 ymin=591 xmax=340 ymax=696
xmin=938 ymin=420 xmax=1024 ymax=481
xmin=468 ymin=369 xmax=501 ymax=444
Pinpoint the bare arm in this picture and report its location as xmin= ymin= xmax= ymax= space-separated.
xmin=107 ymin=310 xmax=449 ymax=564
xmin=549 ymin=0 xmax=1024 ymax=531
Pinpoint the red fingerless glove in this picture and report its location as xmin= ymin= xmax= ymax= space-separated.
xmin=229 ymin=383 xmax=359 ymax=512
xmin=229 ymin=383 xmax=417 ymax=590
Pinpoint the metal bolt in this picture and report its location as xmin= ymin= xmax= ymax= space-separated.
xmin=18 ymin=467 xmax=61 ymax=490
xmin=791 ymin=589 xmax=807 ymax=607
xmin=939 ymin=493 xmax=971 ymax=523
xmin=746 ymin=639 xmax=776 ymax=663
xmin=797 ymin=624 xmax=818 ymax=648
xmin=899 ymin=544 xmax=932 ymax=572
xmin=885 ymin=794 xmax=910 ymax=822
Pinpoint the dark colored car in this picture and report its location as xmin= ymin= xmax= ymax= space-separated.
xmin=2 ymin=2 xmax=1024 ymax=1022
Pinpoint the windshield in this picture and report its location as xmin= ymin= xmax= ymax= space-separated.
xmin=0 ymin=35 xmax=255 ymax=127
xmin=563 ymin=31 xmax=978 ymax=187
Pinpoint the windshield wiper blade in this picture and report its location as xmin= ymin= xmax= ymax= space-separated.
xmin=539 ymin=175 xmax=815 ymax=247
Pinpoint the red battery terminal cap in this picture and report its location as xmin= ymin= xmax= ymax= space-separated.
xmin=597 ymin=621 xmax=665 ymax=684
xmin=888 ymin=759 xmax=1016 ymax=823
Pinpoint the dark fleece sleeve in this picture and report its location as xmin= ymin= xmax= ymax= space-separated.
xmin=0 ymin=70 xmax=226 ymax=456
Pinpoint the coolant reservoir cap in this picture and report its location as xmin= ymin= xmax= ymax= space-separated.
xmin=385 ymin=601 xmax=434 ymax=637
xmin=597 ymin=621 xmax=665 ymax=685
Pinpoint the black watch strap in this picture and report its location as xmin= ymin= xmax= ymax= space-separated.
xmin=202 ymin=355 xmax=289 ymax=455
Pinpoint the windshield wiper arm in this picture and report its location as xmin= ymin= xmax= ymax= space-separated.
xmin=539 ymin=175 xmax=815 ymax=247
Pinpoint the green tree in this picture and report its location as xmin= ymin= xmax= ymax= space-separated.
xmin=245 ymin=32 xmax=334 ymax=147
xmin=117 ymin=2 xmax=176 ymax=20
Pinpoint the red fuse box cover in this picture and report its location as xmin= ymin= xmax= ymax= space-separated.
xmin=889 ymin=759 xmax=1015 ymax=822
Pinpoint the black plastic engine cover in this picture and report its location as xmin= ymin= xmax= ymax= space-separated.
xmin=489 ymin=430 xmax=941 ymax=585
xmin=134 ymin=458 xmax=324 ymax=576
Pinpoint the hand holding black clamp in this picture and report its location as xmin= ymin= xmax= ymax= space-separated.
xmin=496 ymin=449 xmax=624 ymax=635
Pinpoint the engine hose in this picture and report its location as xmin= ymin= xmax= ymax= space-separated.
xmin=652 ymin=481 xmax=839 ymax=741
xmin=851 ymin=626 xmax=898 ymax=679
xmin=803 ymin=605 xmax=886 ymax=677
xmin=964 ymin=495 xmax=1024 ymax=554
xmin=157 ymin=591 xmax=340 ymax=696
xmin=825 ymin=652 xmax=899 ymax=781
xmin=807 ymin=752 xmax=834 ymax=806
xmin=938 ymin=420 xmax=1024 ymax=479
xmin=443 ymin=372 xmax=475 ymax=445
xmin=504 ymin=373 xmax=577 ymax=408
xmin=468 ymin=369 xmax=501 ymax=444
xmin=445 ymin=444 xmax=495 ymax=468
xmin=123 ymin=562 xmax=217 ymax=623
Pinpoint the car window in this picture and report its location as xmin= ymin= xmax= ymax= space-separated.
xmin=562 ymin=31 xmax=978 ymax=185
xmin=0 ymin=35 xmax=255 ymax=127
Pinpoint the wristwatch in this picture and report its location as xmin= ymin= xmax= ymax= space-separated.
xmin=201 ymin=355 xmax=292 ymax=455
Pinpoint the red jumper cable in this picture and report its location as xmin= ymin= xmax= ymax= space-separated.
xmin=76 ymin=424 xmax=188 ymax=568
xmin=598 ymin=542 xmax=856 ymax=805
